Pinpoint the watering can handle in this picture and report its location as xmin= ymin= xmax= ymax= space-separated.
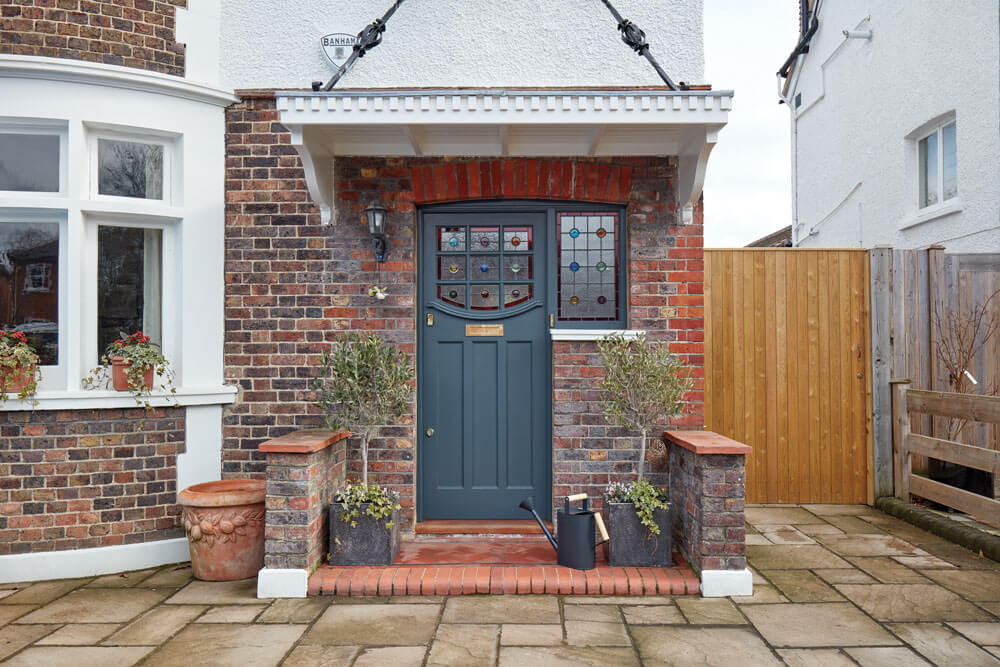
xmin=594 ymin=512 xmax=610 ymax=543
xmin=566 ymin=493 xmax=588 ymax=502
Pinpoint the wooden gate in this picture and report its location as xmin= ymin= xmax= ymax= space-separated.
xmin=704 ymin=249 xmax=873 ymax=504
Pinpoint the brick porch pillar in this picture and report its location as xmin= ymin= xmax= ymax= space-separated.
xmin=255 ymin=429 xmax=349 ymax=598
xmin=665 ymin=430 xmax=752 ymax=597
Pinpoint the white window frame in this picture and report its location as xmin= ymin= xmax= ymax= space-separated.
xmin=0 ymin=209 xmax=68 ymax=391
xmin=23 ymin=263 xmax=52 ymax=293
xmin=0 ymin=119 xmax=68 ymax=198
xmin=917 ymin=120 xmax=957 ymax=211
xmin=901 ymin=112 xmax=962 ymax=230
xmin=86 ymin=125 xmax=177 ymax=205
xmin=81 ymin=214 xmax=179 ymax=389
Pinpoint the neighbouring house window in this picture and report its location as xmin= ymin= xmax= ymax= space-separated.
xmin=97 ymin=226 xmax=162 ymax=355
xmin=0 ymin=222 xmax=60 ymax=365
xmin=919 ymin=120 xmax=957 ymax=208
xmin=557 ymin=212 xmax=621 ymax=323
xmin=0 ymin=133 xmax=60 ymax=193
xmin=97 ymin=138 xmax=164 ymax=200
xmin=23 ymin=263 xmax=51 ymax=292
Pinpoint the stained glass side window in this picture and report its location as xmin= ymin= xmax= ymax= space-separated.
xmin=557 ymin=213 xmax=618 ymax=321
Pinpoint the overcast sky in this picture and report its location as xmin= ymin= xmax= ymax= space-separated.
xmin=702 ymin=0 xmax=799 ymax=247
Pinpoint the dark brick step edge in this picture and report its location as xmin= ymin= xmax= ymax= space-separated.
xmin=875 ymin=496 xmax=1000 ymax=563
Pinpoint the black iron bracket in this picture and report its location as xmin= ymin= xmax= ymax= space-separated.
xmin=312 ymin=0 xmax=406 ymax=91
xmin=598 ymin=0 xmax=683 ymax=91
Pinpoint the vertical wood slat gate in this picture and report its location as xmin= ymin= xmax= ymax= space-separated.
xmin=704 ymin=249 xmax=874 ymax=504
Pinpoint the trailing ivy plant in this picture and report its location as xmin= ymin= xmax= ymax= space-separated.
xmin=82 ymin=331 xmax=177 ymax=409
xmin=597 ymin=332 xmax=692 ymax=480
xmin=0 ymin=330 xmax=40 ymax=405
xmin=607 ymin=479 xmax=669 ymax=535
xmin=334 ymin=483 xmax=402 ymax=529
xmin=311 ymin=332 xmax=413 ymax=486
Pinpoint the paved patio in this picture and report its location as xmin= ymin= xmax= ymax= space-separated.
xmin=1 ymin=504 xmax=999 ymax=665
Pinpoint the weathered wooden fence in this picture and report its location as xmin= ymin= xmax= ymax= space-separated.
xmin=892 ymin=382 xmax=1000 ymax=521
xmin=871 ymin=247 xmax=1000 ymax=497
xmin=704 ymin=249 xmax=873 ymax=504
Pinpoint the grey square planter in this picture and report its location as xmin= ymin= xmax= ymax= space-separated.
xmin=603 ymin=497 xmax=672 ymax=567
xmin=328 ymin=502 xmax=400 ymax=566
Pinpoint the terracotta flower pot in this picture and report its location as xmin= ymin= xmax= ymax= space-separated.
xmin=177 ymin=479 xmax=266 ymax=581
xmin=110 ymin=356 xmax=154 ymax=391
xmin=1 ymin=363 xmax=35 ymax=394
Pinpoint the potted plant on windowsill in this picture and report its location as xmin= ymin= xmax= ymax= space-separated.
xmin=597 ymin=332 xmax=692 ymax=566
xmin=311 ymin=332 xmax=413 ymax=566
xmin=0 ymin=329 xmax=40 ymax=405
xmin=83 ymin=331 xmax=176 ymax=408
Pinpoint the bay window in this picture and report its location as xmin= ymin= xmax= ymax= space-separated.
xmin=0 ymin=117 xmax=179 ymax=395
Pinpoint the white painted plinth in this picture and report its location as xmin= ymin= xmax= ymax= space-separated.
xmin=700 ymin=568 xmax=753 ymax=597
xmin=0 ymin=538 xmax=190 ymax=584
xmin=257 ymin=568 xmax=308 ymax=598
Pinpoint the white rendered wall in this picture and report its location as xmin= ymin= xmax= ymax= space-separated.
xmin=219 ymin=0 xmax=704 ymax=90
xmin=787 ymin=2 xmax=1000 ymax=252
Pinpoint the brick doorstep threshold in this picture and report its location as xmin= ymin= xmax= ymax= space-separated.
xmin=308 ymin=557 xmax=700 ymax=597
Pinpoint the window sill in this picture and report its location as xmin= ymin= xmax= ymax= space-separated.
xmin=549 ymin=329 xmax=645 ymax=341
xmin=0 ymin=385 xmax=238 ymax=412
xmin=900 ymin=198 xmax=963 ymax=231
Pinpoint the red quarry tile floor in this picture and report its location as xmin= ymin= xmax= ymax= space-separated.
xmin=308 ymin=537 xmax=700 ymax=596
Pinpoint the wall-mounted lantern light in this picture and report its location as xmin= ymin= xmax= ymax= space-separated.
xmin=365 ymin=201 xmax=389 ymax=262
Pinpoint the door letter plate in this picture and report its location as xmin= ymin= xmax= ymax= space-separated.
xmin=466 ymin=324 xmax=503 ymax=337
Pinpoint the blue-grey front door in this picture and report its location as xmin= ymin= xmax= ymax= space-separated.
xmin=419 ymin=209 xmax=551 ymax=520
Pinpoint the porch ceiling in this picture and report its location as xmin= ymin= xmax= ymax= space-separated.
xmin=275 ymin=88 xmax=732 ymax=224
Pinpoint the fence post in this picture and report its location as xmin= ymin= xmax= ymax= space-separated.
xmin=890 ymin=379 xmax=912 ymax=501
xmin=870 ymin=247 xmax=893 ymax=498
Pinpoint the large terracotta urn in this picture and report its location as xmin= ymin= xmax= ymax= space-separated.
xmin=177 ymin=479 xmax=266 ymax=581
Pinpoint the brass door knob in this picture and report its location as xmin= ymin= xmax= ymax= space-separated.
xmin=425 ymin=428 xmax=435 ymax=437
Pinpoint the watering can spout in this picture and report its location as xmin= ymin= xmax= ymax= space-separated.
xmin=519 ymin=496 xmax=558 ymax=553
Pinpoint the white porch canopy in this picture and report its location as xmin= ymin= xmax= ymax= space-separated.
xmin=275 ymin=88 xmax=731 ymax=224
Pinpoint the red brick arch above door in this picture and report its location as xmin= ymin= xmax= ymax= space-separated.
xmin=410 ymin=159 xmax=633 ymax=205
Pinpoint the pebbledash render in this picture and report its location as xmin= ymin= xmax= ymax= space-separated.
xmin=1 ymin=0 xmax=748 ymax=596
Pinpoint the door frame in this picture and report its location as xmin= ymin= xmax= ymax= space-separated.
xmin=415 ymin=199 xmax=626 ymax=522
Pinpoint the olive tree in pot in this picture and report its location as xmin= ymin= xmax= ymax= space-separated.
xmin=311 ymin=332 xmax=413 ymax=565
xmin=597 ymin=332 xmax=692 ymax=566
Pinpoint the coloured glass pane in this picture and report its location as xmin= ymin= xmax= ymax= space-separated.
xmin=557 ymin=213 xmax=617 ymax=321
xmin=438 ymin=226 xmax=466 ymax=252
xmin=503 ymin=228 xmax=531 ymax=251
xmin=504 ymin=284 xmax=531 ymax=307
xmin=437 ymin=284 xmax=466 ymax=307
xmin=470 ymin=255 xmax=499 ymax=281
xmin=503 ymin=255 xmax=531 ymax=281
xmin=470 ymin=284 xmax=499 ymax=310
xmin=438 ymin=256 xmax=466 ymax=281
xmin=470 ymin=227 xmax=499 ymax=251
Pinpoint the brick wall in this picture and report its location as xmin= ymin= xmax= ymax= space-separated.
xmin=0 ymin=0 xmax=187 ymax=77
xmin=0 ymin=407 xmax=185 ymax=555
xmin=668 ymin=445 xmax=747 ymax=574
xmin=261 ymin=432 xmax=347 ymax=572
xmin=223 ymin=94 xmax=705 ymax=530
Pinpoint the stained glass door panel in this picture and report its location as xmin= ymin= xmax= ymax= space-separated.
xmin=420 ymin=210 xmax=551 ymax=520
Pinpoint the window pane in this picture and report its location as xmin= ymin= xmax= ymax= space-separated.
xmin=0 ymin=223 xmax=59 ymax=365
xmin=0 ymin=134 xmax=60 ymax=192
xmin=942 ymin=122 xmax=957 ymax=201
xmin=98 ymin=139 xmax=164 ymax=199
xmin=919 ymin=132 xmax=938 ymax=208
xmin=98 ymin=227 xmax=162 ymax=356
xmin=557 ymin=213 xmax=618 ymax=321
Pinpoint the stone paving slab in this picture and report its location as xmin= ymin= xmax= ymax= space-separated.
xmin=2 ymin=504 xmax=999 ymax=666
